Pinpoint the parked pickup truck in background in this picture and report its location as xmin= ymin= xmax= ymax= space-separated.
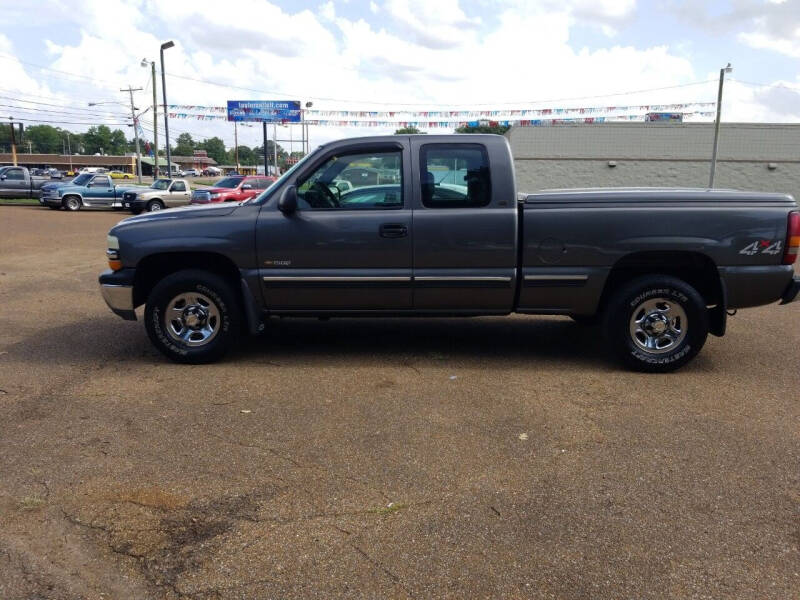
xmin=99 ymin=134 xmax=800 ymax=372
xmin=190 ymin=174 xmax=276 ymax=204
xmin=0 ymin=166 xmax=50 ymax=198
xmin=122 ymin=179 xmax=191 ymax=214
xmin=40 ymin=173 xmax=136 ymax=211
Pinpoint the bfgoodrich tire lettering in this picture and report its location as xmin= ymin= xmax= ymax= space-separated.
xmin=144 ymin=269 xmax=240 ymax=364
xmin=603 ymin=275 xmax=709 ymax=373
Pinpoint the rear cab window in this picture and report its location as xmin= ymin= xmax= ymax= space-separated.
xmin=420 ymin=144 xmax=491 ymax=209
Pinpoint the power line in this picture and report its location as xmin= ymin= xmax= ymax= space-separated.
xmin=0 ymin=115 xmax=130 ymax=125
xmin=162 ymin=70 xmax=718 ymax=106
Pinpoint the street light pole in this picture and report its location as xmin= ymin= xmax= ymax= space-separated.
xmin=709 ymin=63 xmax=732 ymax=188
xmin=160 ymin=41 xmax=175 ymax=178
xmin=121 ymin=85 xmax=143 ymax=183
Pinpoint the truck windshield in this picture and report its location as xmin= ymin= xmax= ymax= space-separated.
xmin=151 ymin=179 xmax=171 ymax=190
xmin=251 ymin=151 xmax=316 ymax=205
xmin=214 ymin=177 xmax=244 ymax=189
xmin=72 ymin=174 xmax=92 ymax=185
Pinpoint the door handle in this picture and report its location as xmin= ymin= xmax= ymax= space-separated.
xmin=379 ymin=223 xmax=408 ymax=238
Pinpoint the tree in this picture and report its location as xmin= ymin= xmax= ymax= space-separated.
xmin=173 ymin=132 xmax=195 ymax=156
xmin=455 ymin=124 xmax=510 ymax=135
xmin=22 ymin=124 xmax=65 ymax=153
xmin=196 ymin=136 xmax=227 ymax=164
xmin=82 ymin=125 xmax=113 ymax=154
xmin=109 ymin=129 xmax=128 ymax=155
xmin=394 ymin=126 xmax=423 ymax=134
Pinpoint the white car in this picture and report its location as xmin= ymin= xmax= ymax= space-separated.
xmin=180 ymin=168 xmax=200 ymax=177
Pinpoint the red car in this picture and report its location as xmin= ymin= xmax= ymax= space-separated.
xmin=190 ymin=175 xmax=276 ymax=204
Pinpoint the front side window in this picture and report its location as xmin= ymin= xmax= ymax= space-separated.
xmin=420 ymin=144 xmax=491 ymax=209
xmin=171 ymin=181 xmax=187 ymax=192
xmin=296 ymin=150 xmax=402 ymax=210
xmin=5 ymin=168 xmax=24 ymax=180
xmin=91 ymin=176 xmax=110 ymax=187
xmin=215 ymin=177 xmax=244 ymax=189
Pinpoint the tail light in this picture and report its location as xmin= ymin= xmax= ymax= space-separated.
xmin=783 ymin=211 xmax=800 ymax=265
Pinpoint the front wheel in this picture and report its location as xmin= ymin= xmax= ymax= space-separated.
xmin=63 ymin=195 xmax=81 ymax=211
xmin=147 ymin=199 xmax=164 ymax=212
xmin=603 ymin=275 xmax=708 ymax=373
xmin=145 ymin=269 xmax=240 ymax=364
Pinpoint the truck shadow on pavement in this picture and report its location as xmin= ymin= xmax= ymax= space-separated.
xmin=9 ymin=315 xmax=617 ymax=370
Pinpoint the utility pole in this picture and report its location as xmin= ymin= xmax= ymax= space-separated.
xmin=262 ymin=121 xmax=268 ymax=175
xmin=234 ymin=121 xmax=239 ymax=171
xmin=151 ymin=61 xmax=159 ymax=179
xmin=709 ymin=63 xmax=732 ymax=188
xmin=67 ymin=133 xmax=72 ymax=173
xmin=9 ymin=118 xmax=17 ymax=166
xmin=27 ymin=141 xmax=32 ymax=153
xmin=273 ymin=123 xmax=278 ymax=175
xmin=121 ymin=85 xmax=144 ymax=183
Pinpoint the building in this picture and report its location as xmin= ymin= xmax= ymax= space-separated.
xmin=0 ymin=153 xmax=136 ymax=173
xmin=506 ymin=122 xmax=800 ymax=201
xmin=170 ymin=150 xmax=218 ymax=172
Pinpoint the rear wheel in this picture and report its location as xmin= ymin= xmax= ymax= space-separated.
xmin=145 ymin=269 xmax=240 ymax=364
xmin=603 ymin=275 xmax=708 ymax=373
xmin=63 ymin=195 xmax=81 ymax=211
xmin=147 ymin=199 xmax=164 ymax=212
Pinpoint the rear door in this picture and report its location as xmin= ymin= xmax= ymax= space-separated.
xmin=410 ymin=138 xmax=518 ymax=312
xmin=257 ymin=142 xmax=413 ymax=311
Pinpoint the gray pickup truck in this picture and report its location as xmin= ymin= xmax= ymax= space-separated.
xmin=0 ymin=165 xmax=50 ymax=198
xmin=99 ymin=134 xmax=800 ymax=372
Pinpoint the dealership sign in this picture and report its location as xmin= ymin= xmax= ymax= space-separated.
xmin=226 ymin=100 xmax=301 ymax=123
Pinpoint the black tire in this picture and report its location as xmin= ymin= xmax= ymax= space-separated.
xmin=146 ymin=199 xmax=164 ymax=212
xmin=62 ymin=195 xmax=81 ymax=211
xmin=602 ymin=275 xmax=708 ymax=373
xmin=145 ymin=269 xmax=240 ymax=364
xmin=47 ymin=205 xmax=60 ymax=210
xmin=131 ymin=208 xmax=143 ymax=215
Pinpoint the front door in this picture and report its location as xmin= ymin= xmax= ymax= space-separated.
xmin=0 ymin=167 xmax=28 ymax=198
xmin=84 ymin=175 xmax=115 ymax=207
xmin=409 ymin=139 xmax=518 ymax=312
xmin=257 ymin=144 xmax=413 ymax=311
xmin=167 ymin=180 xmax=190 ymax=207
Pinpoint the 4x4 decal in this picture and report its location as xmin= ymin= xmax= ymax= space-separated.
xmin=739 ymin=240 xmax=782 ymax=256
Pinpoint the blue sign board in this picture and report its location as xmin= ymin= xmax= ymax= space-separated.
xmin=227 ymin=100 xmax=301 ymax=123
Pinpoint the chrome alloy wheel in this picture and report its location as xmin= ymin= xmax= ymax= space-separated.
xmin=165 ymin=292 xmax=221 ymax=347
xmin=628 ymin=297 xmax=687 ymax=354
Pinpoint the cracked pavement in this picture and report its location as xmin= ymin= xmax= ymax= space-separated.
xmin=0 ymin=207 xmax=799 ymax=599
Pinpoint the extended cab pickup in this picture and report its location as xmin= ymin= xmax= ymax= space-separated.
xmin=41 ymin=173 xmax=135 ymax=211
xmin=122 ymin=178 xmax=192 ymax=214
xmin=0 ymin=166 xmax=50 ymax=198
xmin=99 ymin=134 xmax=800 ymax=372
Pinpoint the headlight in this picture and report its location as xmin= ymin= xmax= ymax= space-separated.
xmin=210 ymin=193 xmax=221 ymax=199
xmin=107 ymin=235 xmax=121 ymax=270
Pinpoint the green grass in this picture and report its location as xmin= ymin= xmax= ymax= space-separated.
xmin=191 ymin=178 xmax=218 ymax=187
xmin=0 ymin=198 xmax=40 ymax=206
xmin=370 ymin=502 xmax=407 ymax=515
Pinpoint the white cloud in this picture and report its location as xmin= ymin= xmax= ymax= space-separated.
xmin=2 ymin=0 xmax=798 ymax=150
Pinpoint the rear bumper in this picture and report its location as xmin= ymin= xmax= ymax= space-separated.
xmin=780 ymin=276 xmax=800 ymax=305
xmin=98 ymin=268 xmax=137 ymax=321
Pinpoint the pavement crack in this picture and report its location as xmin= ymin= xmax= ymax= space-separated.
xmin=350 ymin=542 xmax=415 ymax=599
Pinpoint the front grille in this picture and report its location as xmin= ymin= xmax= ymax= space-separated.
xmin=123 ymin=192 xmax=136 ymax=202
xmin=192 ymin=190 xmax=211 ymax=203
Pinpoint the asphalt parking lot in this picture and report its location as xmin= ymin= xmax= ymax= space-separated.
xmin=0 ymin=206 xmax=798 ymax=599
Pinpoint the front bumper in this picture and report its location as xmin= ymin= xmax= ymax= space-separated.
xmin=40 ymin=196 xmax=62 ymax=207
xmin=780 ymin=276 xmax=800 ymax=305
xmin=124 ymin=199 xmax=147 ymax=211
xmin=99 ymin=268 xmax=137 ymax=320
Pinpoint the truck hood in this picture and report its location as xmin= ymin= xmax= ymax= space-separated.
xmin=117 ymin=202 xmax=240 ymax=226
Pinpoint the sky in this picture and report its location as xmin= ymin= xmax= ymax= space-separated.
xmin=1 ymin=0 xmax=799 ymax=152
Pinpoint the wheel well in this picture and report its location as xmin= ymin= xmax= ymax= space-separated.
xmin=146 ymin=197 xmax=164 ymax=205
xmin=133 ymin=252 xmax=241 ymax=308
xmin=599 ymin=251 xmax=723 ymax=310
